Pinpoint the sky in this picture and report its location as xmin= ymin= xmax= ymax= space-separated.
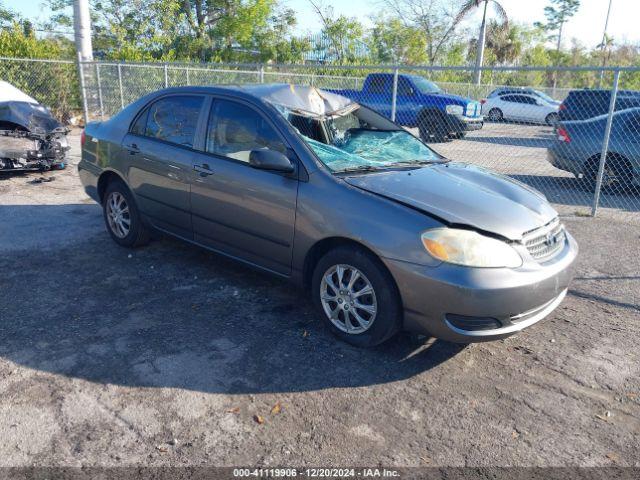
xmin=4 ymin=0 xmax=637 ymax=49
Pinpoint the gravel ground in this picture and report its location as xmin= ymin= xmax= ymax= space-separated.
xmin=0 ymin=127 xmax=638 ymax=468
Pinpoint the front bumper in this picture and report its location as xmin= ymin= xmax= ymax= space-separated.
xmin=384 ymin=231 xmax=578 ymax=343
xmin=447 ymin=114 xmax=484 ymax=133
xmin=546 ymin=148 xmax=582 ymax=176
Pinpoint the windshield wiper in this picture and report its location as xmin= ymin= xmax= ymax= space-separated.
xmin=387 ymin=159 xmax=446 ymax=168
xmin=336 ymin=165 xmax=386 ymax=173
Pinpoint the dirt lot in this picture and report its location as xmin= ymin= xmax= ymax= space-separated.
xmin=0 ymin=127 xmax=639 ymax=468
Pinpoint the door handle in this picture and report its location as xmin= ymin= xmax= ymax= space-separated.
xmin=126 ymin=143 xmax=139 ymax=155
xmin=194 ymin=163 xmax=214 ymax=177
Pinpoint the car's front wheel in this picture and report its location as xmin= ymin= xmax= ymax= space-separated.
xmin=545 ymin=112 xmax=559 ymax=125
xmin=311 ymin=246 xmax=402 ymax=347
xmin=487 ymin=108 xmax=503 ymax=122
xmin=102 ymin=180 xmax=150 ymax=247
xmin=417 ymin=112 xmax=449 ymax=143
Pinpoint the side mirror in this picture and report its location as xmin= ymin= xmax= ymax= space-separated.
xmin=249 ymin=149 xmax=295 ymax=173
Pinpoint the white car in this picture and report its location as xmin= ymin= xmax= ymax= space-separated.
xmin=481 ymin=93 xmax=560 ymax=125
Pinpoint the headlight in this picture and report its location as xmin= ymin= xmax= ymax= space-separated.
xmin=421 ymin=228 xmax=522 ymax=268
xmin=445 ymin=105 xmax=464 ymax=115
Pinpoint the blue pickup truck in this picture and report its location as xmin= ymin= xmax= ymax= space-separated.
xmin=330 ymin=73 xmax=483 ymax=142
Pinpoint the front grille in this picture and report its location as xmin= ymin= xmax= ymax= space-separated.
xmin=522 ymin=217 xmax=566 ymax=262
xmin=465 ymin=102 xmax=480 ymax=117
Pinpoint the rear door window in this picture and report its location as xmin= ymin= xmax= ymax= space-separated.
xmin=206 ymin=99 xmax=287 ymax=163
xmin=134 ymin=95 xmax=204 ymax=148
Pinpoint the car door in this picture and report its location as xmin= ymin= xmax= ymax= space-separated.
xmin=123 ymin=94 xmax=206 ymax=239
xmin=189 ymin=97 xmax=298 ymax=275
xmin=394 ymin=76 xmax=421 ymax=125
xmin=498 ymin=95 xmax=520 ymax=120
xmin=507 ymin=95 xmax=535 ymax=122
xmin=521 ymin=94 xmax=548 ymax=123
xmin=611 ymin=111 xmax=640 ymax=179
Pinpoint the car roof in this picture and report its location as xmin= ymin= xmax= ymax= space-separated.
xmin=138 ymin=83 xmax=355 ymax=118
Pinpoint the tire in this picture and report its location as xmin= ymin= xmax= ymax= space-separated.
xmin=487 ymin=108 xmax=503 ymax=122
xmin=545 ymin=112 xmax=559 ymax=126
xmin=452 ymin=131 xmax=466 ymax=139
xmin=581 ymin=155 xmax=634 ymax=194
xmin=311 ymin=246 xmax=402 ymax=347
xmin=102 ymin=179 xmax=150 ymax=248
xmin=418 ymin=112 xmax=449 ymax=143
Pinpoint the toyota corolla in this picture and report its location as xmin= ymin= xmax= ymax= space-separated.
xmin=79 ymin=84 xmax=578 ymax=347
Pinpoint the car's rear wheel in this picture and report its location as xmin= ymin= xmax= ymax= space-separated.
xmin=487 ymin=108 xmax=503 ymax=122
xmin=311 ymin=246 xmax=402 ymax=347
xmin=581 ymin=154 xmax=634 ymax=194
xmin=103 ymin=180 xmax=150 ymax=247
xmin=545 ymin=112 xmax=559 ymax=126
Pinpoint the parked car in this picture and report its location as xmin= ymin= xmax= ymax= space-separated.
xmin=329 ymin=73 xmax=483 ymax=142
xmin=481 ymin=93 xmax=560 ymax=125
xmin=79 ymin=84 xmax=577 ymax=347
xmin=558 ymin=89 xmax=640 ymax=122
xmin=487 ymin=87 xmax=561 ymax=105
xmin=548 ymin=107 xmax=640 ymax=193
xmin=0 ymin=81 xmax=69 ymax=172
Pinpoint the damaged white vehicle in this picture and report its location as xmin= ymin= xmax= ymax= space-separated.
xmin=0 ymin=81 xmax=69 ymax=172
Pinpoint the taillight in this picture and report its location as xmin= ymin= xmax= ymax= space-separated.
xmin=557 ymin=127 xmax=570 ymax=143
xmin=81 ymin=129 xmax=86 ymax=146
xmin=559 ymin=103 xmax=567 ymax=110
xmin=480 ymin=98 xmax=486 ymax=104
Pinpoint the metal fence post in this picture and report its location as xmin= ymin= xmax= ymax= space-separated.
xmin=591 ymin=69 xmax=620 ymax=216
xmin=117 ymin=63 xmax=124 ymax=110
xmin=391 ymin=68 xmax=399 ymax=122
xmin=95 ymin=63 xmax=104 ymax=119
xmin=76 ymin=52 xmax=90 ymax=125
xmin=164 ymin=63 xmax=169 ymax=88
xmin=186 ymin=67 xmax=190 ymax=85
xmin=259 ymin=65 xmax=265 ymax=83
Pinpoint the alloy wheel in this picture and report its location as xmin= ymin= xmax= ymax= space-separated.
xmin=106 ymin=191 xmax=131 ymax=239
xmin=320 ymin=264 xmax=378 ymax=334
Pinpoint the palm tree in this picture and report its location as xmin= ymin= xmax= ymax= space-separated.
xmin=455 ymin=0 xmax=508 ymax=85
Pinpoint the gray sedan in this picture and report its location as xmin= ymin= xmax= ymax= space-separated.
xmin=79 ymin=84 xmax=577 ymax=347
xmin=548 ymin=107 xmax=640 ymax=193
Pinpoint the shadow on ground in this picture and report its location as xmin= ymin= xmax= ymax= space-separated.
xmin=0 ymin=204 xmax=464 ymax=395
xmin=510 ymin=175 xmax=640 ymax=212
xmin=462 ymin=122 xmax=555 ymax=148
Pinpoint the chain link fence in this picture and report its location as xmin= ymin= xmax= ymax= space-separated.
xmin=1 ymin=56 xmax=639 ymax=219
xmin=0 ymin=57 xmax=81 ymax=123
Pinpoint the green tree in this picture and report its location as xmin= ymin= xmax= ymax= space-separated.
xmin=535 ymin=0 xmax=580 ymax=54
xmin=46 ymin=0 xmax=297 ymax=62
xmin=381 ymin=0 xmax=465 ymax=65
xmin=308 ymin=0 xmax=365 ymax=64
xmin=485 ymin=20 xmax=522 ymax=64
xmin=454 ymin=0 xmax=508 ymax=84
xmin=535 ymin=0 xmax=580 ymax=92
xmin=368 ymin=17 xmax=428 ymax=64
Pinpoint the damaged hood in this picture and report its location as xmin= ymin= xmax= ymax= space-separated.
xmin=243 ymin=84 xmax=355 ymax=118
xmin=343 ymin=163 xmax=557 ymax=241
xmin=0 ymin=101 xmax=63 ymax=133
xmin=0 ymin=81 xmax=63 ymax=133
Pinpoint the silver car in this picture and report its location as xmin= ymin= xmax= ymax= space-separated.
xmin=79 ymin=84 xmax=578 ymax=347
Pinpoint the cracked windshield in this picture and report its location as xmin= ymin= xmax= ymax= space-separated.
xmin=286 ymin=106 xmax=442 ymax=172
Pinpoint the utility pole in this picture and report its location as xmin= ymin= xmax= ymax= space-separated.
xmin=598 ymin=0 xmax=613 ymax=87
xmin=73 ymin=0 xmax=93 ymax=61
